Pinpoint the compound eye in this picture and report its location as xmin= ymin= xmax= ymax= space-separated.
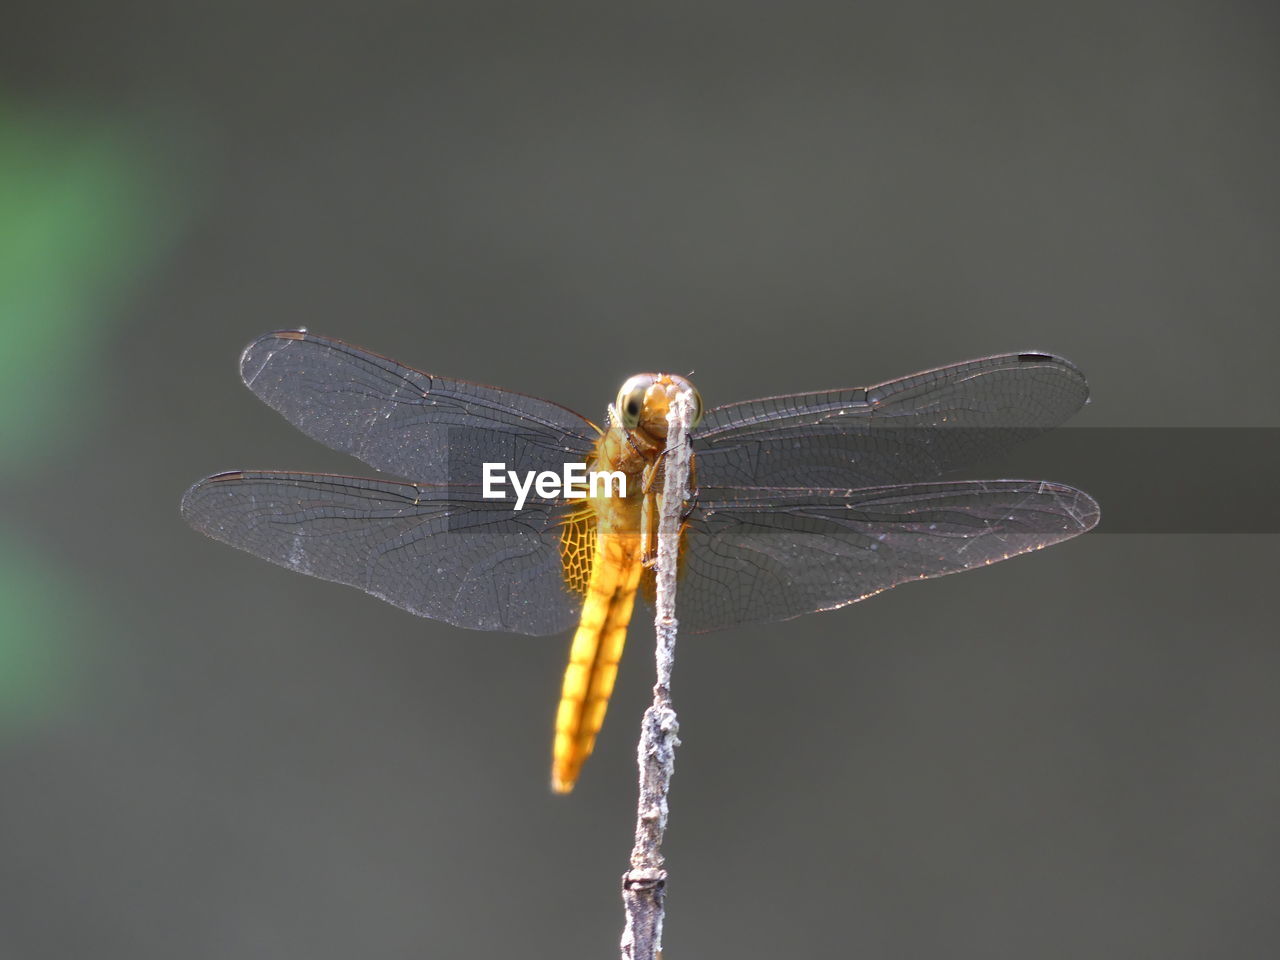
xmin=616 ymin=375 xmax=654 ymax=429
xmin=689 ymin=387 xmax=704 ymax=428
xmin=666 ymin=374 xmax=705 ymax=428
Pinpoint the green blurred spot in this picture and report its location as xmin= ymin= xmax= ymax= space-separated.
xmin=0 ymin=101 xmax=179 ymax=463
xmin=0 ymin=528 xmax=81 ymax=731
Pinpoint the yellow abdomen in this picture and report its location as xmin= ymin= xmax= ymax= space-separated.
xmin=551 ymin=530 xmax=643 ymax=793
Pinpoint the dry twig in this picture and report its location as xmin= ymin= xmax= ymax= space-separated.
xmin=619 ymin=389 xmax=695 ymax=960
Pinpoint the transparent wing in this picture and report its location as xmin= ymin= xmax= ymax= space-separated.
xmin=238 ymin=331 xmax=599 ymax=488
xmin=181 ymin=471 xmax=581 ymax=635
xmin=693 ymin=352 xmax=1089 ymax=488
xmin=673 ymin=480 xmax=1099 ymax=633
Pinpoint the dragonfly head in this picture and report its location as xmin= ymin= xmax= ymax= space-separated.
xmin=615 ymin=372 xmax=704 ymax=438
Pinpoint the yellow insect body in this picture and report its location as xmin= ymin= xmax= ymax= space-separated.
xmin=550 ymin=373 xmax=698 ymax=793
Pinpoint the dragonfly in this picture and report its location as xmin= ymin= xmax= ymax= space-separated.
xmin=182 ymin=331 xmax=1099 ymax=792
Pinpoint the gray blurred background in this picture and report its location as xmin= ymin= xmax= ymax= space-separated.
xmin=2 ymin=2 xmax=1277 ymax=958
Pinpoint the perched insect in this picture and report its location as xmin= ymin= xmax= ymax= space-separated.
xmin=183 ymin=331 xmax=1098 ymax=792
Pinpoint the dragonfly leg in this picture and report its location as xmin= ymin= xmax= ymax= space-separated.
xmin=641 ymin=442 xmax=695 ymax=566
xmin=681 ymin=486 xmax=700 ymax=524
xmin=640 ymin=466 xmax=660 ymax=568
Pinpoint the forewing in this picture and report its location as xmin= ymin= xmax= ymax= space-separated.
xmin=694 ymin=353 xmax=1088 ymax=487
xmin=181 ymin=471 xmax=581 ymax=635
xmin=239 ymin=331 xmax=598 ymax=488
xmin=675 ymin=481 xmax=1099 ymax=633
